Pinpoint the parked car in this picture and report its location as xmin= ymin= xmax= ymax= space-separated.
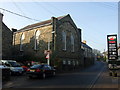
xmin=22 ymin=65 xmax=29 ymax=72
xmin=19 ymin=63 xmax=29 ymax=72
xmin=1 ymin=60 xmax=24 ymax=75
xmin=26 ymin=64 xmax=56 ymax=79
xmin=0 ymin=60 xmax=11 ymax=81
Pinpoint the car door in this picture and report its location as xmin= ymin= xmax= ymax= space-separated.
xmin=43 ymin=65 xmax=51 ymax=76
xmin=47 ymin=66 xmax=53 ymax=75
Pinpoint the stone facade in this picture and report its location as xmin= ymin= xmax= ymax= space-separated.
xmin=53 ymin=15 xmax=82 ymax=70
xmin=13 ymin=24 xmax=53 ymax=62
xmin=0 ymin=13 xmax=2 ymax=59
xmin=0 ymin=13 xmax=13 ymax=60
xmin=81 ymin=42 xmax=95 ymax=67
xmin=13 ymin=14 xmax=82 ymax=71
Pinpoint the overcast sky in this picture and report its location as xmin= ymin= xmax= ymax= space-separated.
xmin=0 ymin=1 xmax=118 ymax=52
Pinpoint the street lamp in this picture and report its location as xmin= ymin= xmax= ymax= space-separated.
xmin=47 ymin=31 xmax=55 ymax=65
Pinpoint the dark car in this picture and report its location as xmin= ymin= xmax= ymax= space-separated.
xmin=26 ymin=64 xmax=56 ymax=79
xmin=0 ymin=65 xmax=11 ymax=81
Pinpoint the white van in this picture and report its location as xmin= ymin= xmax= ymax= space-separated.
xmin=1 ymin=60 xmax=24 ymax=75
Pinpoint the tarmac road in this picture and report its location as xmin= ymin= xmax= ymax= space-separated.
xmin=2 ymin=61 xmax=120 ymax=89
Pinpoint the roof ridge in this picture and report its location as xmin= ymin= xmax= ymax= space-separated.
xmin=19 ymin=14 xmax=68 ymax=31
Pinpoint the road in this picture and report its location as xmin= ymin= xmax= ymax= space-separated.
xmin=2 ymin=61 xmax=120 ymax=88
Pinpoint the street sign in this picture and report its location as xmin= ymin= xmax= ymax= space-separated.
xmin=107 ymin=34 xmax=118 ymax=60
xmin=46 ymin=53 xmax=50 ymax=59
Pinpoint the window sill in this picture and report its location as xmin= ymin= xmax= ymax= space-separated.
xmin=62 ymin=49 xmax=67 ymax=51
xmin=20 ymin=50 xmax=24 ymax=52
xmin=71 ymin=51 xmax=75 ymax=53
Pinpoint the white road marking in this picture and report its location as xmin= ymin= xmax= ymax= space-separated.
xmin=88 ymin=65 xmax=105 ymax=89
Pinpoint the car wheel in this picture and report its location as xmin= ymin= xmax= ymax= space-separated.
xmin=9 ymin=71 xmax=12 ymax=76
xmin=53 ymin=72 xmax=56 ymax=76
xmin=28 ymin=76 xmax=33 ymax=79
xmin=109 ymin=72 xmax=112 ymax=76
xmin=114 ymin=73 xmax=117 ymax=77
xmin=42 ymin=73 xmax=46 ymax=79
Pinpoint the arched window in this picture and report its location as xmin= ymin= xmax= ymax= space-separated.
xmin=62 ymin=31 xmax=66 ymax=50
xmin=34 ymin=30 xmax=40 ymax=50
xmin=20 ymin=33 xmax=25 ymax=51
xmin=71 ymin=34 xmax=74 ymax=52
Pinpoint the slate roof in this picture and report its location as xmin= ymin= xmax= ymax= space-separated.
xmin=81 ymin=42 xmax=92 ymax=49
xmin=18 ymin=15 xmax=68 ymax=32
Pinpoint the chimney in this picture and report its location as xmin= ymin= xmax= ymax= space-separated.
xmin=12 ymin=28 xmax=17 ymax=32
xmin=0 ymin=13 xmax=3 ymax=21
xmin=83 ymin=40 xmax=87 ymax=44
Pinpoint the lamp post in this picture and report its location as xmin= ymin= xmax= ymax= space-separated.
xmin=47 ymin=31 xmax=55 ymax=65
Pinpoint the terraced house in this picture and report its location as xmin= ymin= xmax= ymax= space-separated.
xmin=13 ymin=14 xmax=83 ymax=71
xmin=0 ymin=13 xmax=13 ymax=60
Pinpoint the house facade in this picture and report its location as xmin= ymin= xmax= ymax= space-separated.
xmin=13 ymin=14 xmax=83 ymax=71
xmin=0 ymin=13 xmax=13 ymax=60
xmin=81 ymin=42 xmax=95 ymax=67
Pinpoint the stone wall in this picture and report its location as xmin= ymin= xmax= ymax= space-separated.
xmin=13 ymin=25 xmax=53 ymax=63
xmin=2 ymin=23 xmax=13 ymax=59
xmin=0 ymin=13 xmax=3 ymax=59
xmin=51 ymin=15 xmax=82 ymax=71
xmin=13 ymin=15 xmax=83 ymax=71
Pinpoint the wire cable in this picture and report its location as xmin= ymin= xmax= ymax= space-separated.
xmin=0 ymin=8 xmax=40 ymax=21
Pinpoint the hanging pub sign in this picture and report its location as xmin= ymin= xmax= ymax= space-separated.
xmin=107 ymin=34 xmax=118 ymax=60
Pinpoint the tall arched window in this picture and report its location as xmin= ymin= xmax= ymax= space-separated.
xmin=20 ymin=33 xmax=25 ymax=51
xmin=34 ymin=30 xmax=40 ymax=50
xmin=71 ymin=34 xmax=74 ymax=52
xmin=62 ymin=31 xmax=66 ymax=50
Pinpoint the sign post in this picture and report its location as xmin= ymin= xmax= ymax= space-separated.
xmin=107 ymin=34 xmax=118 ymax=61
xmin=44 ymin=50 xmax=52 ymax=65
xmin=107 ymin=34 xmax=118 ymax=77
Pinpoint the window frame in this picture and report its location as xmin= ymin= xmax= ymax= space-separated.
xmin=71 ymin=33 xmax=75 ymax=52
xmin=20 ymin=33 xmax=25 ymax=51
xmin=34 ymin=30 xmax=40 ymax=50
xmin=62 ymin=31 xmax=67 ymax=51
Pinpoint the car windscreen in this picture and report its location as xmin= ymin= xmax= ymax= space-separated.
xmin=8 ymin=62 xmax=21 ymax=67
xmin=30 ymin=65 xmax=43 ymax=69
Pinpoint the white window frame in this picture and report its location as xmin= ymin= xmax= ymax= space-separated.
xmin=68 ymin=60 xmax=71 ymax=65
xmin=71 ymin=34 xmax=75 ymax=52
xmin=73 ymin=60 xmax=75 ymax=66
xmin=62 ymin=31 xmax=66 ymax=51
xmin=20 ymin=33 xmax=25 ymax=51
xmin=34 ymin=30 xmax=40 ymax=50
xmin=63 ymin=60 xmax=66 ymax=65
xmin=76 ymin=61 xmax=79 ymax=65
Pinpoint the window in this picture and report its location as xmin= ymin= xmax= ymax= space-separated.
xmin=62 ymin=31 xmax=66 ymax=50
xmin=63 ymin=60 xmax=66 ymax=65
xmin=68 ymin=61 xmax=71 ymax=65
xmin=34 ymin=30 xmax=40 ymax=50
xmin=76 ymin=61 xmax=79 ymax=65
xmin=73 ymin=60 xmax=75 ymax=66
xmin=20 ymin=33 xmax=25 ymax=51
xmin=71 ymin=34 xmax=75 ymax=52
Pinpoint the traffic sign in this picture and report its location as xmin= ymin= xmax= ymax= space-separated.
xmin=46 ymin=53 xmax=50 ymax=59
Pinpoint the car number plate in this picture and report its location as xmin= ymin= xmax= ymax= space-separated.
xmin=30 ymin=70 xmax=35 ymax=72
